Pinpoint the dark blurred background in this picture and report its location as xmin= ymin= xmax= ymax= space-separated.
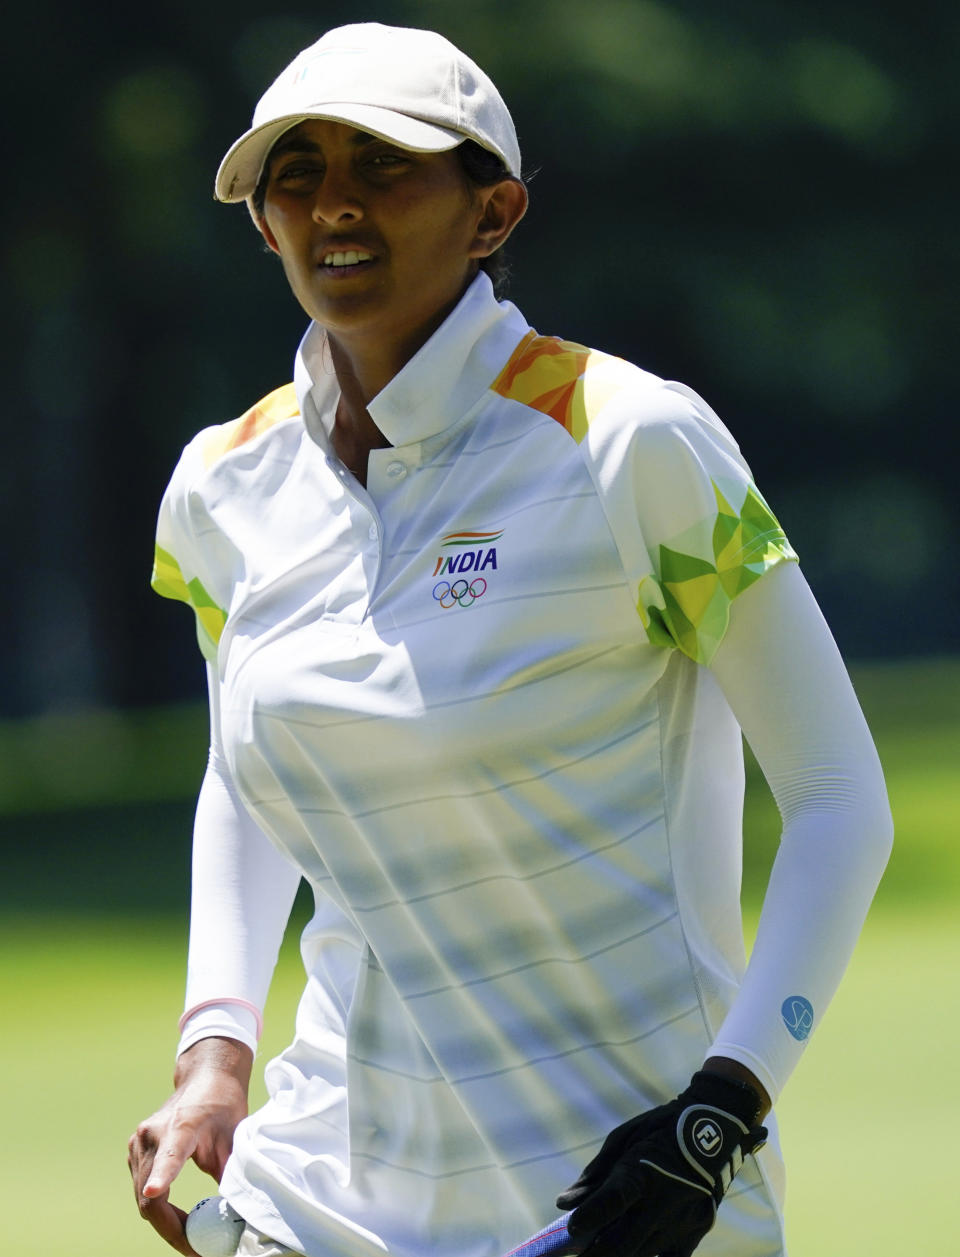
xmin=3 ymin=0 xmax=956 ymax=722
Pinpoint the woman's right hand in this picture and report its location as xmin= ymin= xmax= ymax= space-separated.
xmin=128 ymin=1037 xmax=254 ymax=1254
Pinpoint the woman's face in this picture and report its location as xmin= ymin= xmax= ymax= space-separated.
xmin=258 ymin=119 xmax=492 ymax=355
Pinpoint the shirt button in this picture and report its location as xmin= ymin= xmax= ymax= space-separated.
xmin=386 ymin=460 xmax=407 ymax=479
xmin=368 ymin=524 xmax=377 ymax=541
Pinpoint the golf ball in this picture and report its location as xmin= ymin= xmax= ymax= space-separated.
xmin=185 ymin=1196 xmax=246 ymax=1257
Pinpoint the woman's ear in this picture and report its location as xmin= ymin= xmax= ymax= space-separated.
xmin=470 ymin=178 xmax=528 ymax=259
xmin=252 ymin=204 xmax=282 ymax=255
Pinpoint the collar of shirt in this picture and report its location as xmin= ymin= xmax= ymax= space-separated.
xmin=292 ymin=271 xmax=532 ymax=459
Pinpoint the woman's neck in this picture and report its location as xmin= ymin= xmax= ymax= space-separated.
xmin=328 ymin=346 xmax=391 ymax=486
xmin=323 ymin=276 xmax=472 ymax=484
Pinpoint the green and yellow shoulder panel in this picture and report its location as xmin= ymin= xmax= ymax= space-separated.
xmin=151 ymin=545 xmax=227 ymax=660
xmin=638 ymin=478 xmax=797 ymax=663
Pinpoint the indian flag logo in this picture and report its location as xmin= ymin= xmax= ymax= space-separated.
xmin=440 ymin=530 xmax=504 ymax=547
xmin=432 ymin=529 xmax=503 ymax=578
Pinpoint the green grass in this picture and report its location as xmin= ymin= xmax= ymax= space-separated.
xmin=2 ymin=656 xmax=957 ymax=1254
xmin=0 ymin=912 xmax=308 ymax=1257
xmin=771 ymin=906 xmax=958 ymax=1253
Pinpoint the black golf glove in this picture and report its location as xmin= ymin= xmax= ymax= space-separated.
xmin=556 ymin=1071 xmax=768 ymax=1257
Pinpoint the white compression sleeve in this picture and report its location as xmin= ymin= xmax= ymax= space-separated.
xmin=706 ymin=562 xmax=893 ymax=1101
xmin=177 ymin=663 xmax=303 ymax=1057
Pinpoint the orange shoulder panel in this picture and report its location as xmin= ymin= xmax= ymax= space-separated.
xmin=202 ymin=383 xmax=300 ymax=468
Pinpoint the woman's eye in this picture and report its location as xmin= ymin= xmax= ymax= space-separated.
xmin=277 ymin=163 xmax=321 ymax=181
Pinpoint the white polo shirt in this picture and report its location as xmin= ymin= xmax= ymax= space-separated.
xmin=153 ymin=274 xmax=797 ymax=1257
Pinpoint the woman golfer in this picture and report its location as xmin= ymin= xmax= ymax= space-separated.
xmin=128 ymin=21 xmax=892 ymax=1257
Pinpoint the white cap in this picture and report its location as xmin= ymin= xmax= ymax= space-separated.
xmin=215 ymin=22 xmax=521 ymax=202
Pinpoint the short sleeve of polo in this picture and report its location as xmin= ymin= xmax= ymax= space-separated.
xmin=150 ymin=384 xmax=301 ymax=662
xmin=490 ymin=331 xmax=797 ymax=665
xmin=151 ymin=435 xmax=229 ymax=663
xmin=595 ymin=378 xmax=798 ymax=664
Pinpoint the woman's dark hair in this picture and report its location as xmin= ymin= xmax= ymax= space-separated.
xmin=251 ymin=136 xmax=525 ymax=297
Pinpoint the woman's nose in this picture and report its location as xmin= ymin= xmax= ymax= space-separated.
xmin=310 ymin=170 xmax=364 ymax=225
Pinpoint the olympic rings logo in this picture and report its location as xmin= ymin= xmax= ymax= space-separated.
xmin=432 ymin=577 xmax=487 ymax=609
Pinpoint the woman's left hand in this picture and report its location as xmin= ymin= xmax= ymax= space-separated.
xmin=556 ymin=1071 xmax=767 ymax=1257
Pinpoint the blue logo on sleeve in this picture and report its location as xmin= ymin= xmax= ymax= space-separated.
xmin=781 ymin=996 xmax=814 ymax=1041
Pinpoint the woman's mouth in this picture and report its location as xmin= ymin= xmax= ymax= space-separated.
xmin=321 ymin=249 xmax=375 ymax=272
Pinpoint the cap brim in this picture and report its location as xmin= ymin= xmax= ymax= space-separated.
xmin=215 ymin=103 xmax=465 ymax=202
